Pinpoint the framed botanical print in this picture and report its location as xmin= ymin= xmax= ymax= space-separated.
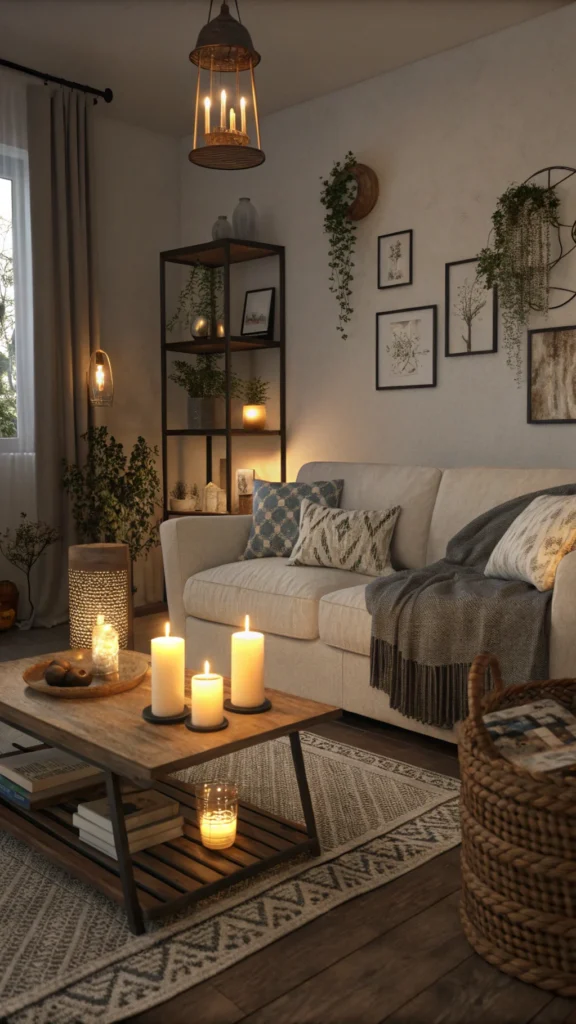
xmin=445 ymin=257 xmax=497 ymax=356
xmin=528 ymin=324 xmax=576 ymax=423
xmin=241 ymin=287 xmax=275 ymax=338
xmin=378 ymin=229 xmax=413 ymax=289
xmin=376 ymin=305 xmax=437 ymax=390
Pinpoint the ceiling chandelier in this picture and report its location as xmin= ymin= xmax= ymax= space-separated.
xmin=189 ymin=1 xmax=264 ymax=171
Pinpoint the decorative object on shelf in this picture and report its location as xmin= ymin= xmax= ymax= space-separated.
xmin=378 ymin=230 xmax=413 ymax=289
xmin=24 ymin=649 xmax=149 ymax=699
xmin=227 ymin=614 xmax=267 ymax=711
xmin=196 ymin=782 xmax=238 ymax=849
xmin=236 ymin=468 xmax=255 ymax=514
xmin=242 ymin=376 xmax=269 ymax=431
xmin=166 ymin=264 xmax=224 ymax=341
xmin=241 ymin=287 xmax=274 ymax=338
xmin=92 ymin=614 xmax=119 ymax=677
xmin=320 ymin=153 xmax=378 ymax=339
xmin=445 ymin=257 xmax=497 ymax=357
xmin=203 ymin=480 xmax=219 ymax=513
xmin=0 ymin=579 xmax=18 ymax=630
xmin=149 ymin=623 xmax=186 ymax=719
xmin=528 ymin=324 xmax=576 ymax=423
xmin=68 ymin=543 xmax=132 ymax=650
xmin=217 ymin=487 xmax=227 ymax=513
xmin=169 ymin=356 xmax=243 ymax=430
xmin=191 ymin=316 xmax=210 ymax=338
xmin=232 ymin=198 xmax=258 ymax=240
xmin=376 ymin=305 xmax=437 ymax=390
xmin=88 ymin=349 xmax=114 ymax=407
xmin=188 ymin=660 xmax=227 ymax=731
xmin=477 ymin=181 xmax=561 ymax=384
xmin=169 ymin=480 xmax=196 ymax=513
xmin=188 ymin=1 xmax=264 ymax=170
xmin=0 ymin=514 xmax=60 ymax=627
xmin=212 ymin=214 xmax=234 ymax=240
xmin=216 ymin=319 xmax=225 ymax=337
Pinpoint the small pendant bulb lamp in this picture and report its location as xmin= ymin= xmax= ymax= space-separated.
xmin=88 ymin=349 xmax=113 ymax=407
xmin=189 ymin=0 xmax=264 ymax=170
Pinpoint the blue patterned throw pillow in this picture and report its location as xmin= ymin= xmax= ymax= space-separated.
xmin=241 ymin=480 xmax=344 ymax=559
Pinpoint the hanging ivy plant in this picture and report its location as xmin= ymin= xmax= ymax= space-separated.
xmin=320 ymin=151 xmax=358 ymax=339
xmin=477 ymin=183 xmax=560 ymax=384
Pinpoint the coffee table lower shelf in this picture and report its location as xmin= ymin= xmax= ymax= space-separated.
xmin=0 ymin=775 xmax=316 ymax=927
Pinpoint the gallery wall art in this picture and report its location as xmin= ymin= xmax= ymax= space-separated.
xmin=376 ymin=305 xmax=437 ymax=390
xmin=378 ymin=230 xmax=413 ymax=289
xmin=445 ymin=257 xmax=497 ymax=357
xmin=528 ymin=324 xmax=576 ymax=423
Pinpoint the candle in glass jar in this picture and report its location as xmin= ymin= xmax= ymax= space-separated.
xmin=151 ymin=623 xmax=185 ymax=717
xmin=92 ymin=613 xmax=119 ymax=676
xmin=231 ymin=615 xmax=265 ymax=707
xmin=242 ymin=404 xmax=266 ymax=431
xmin=200 ymin=808 xmax=237 ymax=849
xmin=191 ymin=660 xmax=224 ymax=728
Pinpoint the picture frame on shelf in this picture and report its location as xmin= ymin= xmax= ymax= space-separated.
xmin=528 ymin=324 xmax=576 ymax=423
xmin=376 ymin=305 xmax=437 ymax=390
xmin=445 ymin=257 xmax=498 ymax=357
xmin=236 ymin=468 xmax=255 ymax=514
xmin=377 ymin=229 xmax=413 ymax=289
xmin=241 ymin=287 xmax=275 ymax=338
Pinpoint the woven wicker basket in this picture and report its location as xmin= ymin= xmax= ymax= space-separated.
xmin=459 ymin=654 xmax=576 ymax=996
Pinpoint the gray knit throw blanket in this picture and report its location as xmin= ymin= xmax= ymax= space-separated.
xmin=366 ymin=482 xmax=576 ymax=729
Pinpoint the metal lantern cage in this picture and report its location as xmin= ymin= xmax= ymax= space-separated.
xmin=189 ymin=1 xmax=264 ymax=170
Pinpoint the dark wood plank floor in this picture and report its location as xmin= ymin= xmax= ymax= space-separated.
xmin=127 ymin=713 xmax=576 ymax=1024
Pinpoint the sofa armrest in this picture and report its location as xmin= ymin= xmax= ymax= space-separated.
xmin=160 ymin=515 xmax=251 ymax=638
xmin=550 ymin=549 xmax=576 ymax=677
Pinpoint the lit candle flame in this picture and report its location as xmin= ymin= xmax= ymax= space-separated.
xmin=244 ymin=614 xmax=250 ymax=632
xmin=204 ymin=659 xmax=210 ymax=675
xmin=165 ymin=622 xmax=170 ymax=638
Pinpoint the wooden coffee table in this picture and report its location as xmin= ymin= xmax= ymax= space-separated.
xmin=0 ymin=654 xmax=340 ymax=934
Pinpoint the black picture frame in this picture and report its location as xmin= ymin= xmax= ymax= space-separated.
xmin=527 ymin=323 xmax=576 ymax=424
xmin=378 ymin=229 xmax=413 ymax=289
xmin=376 ymin=304 xmax=437 ymax=390
xmin=241 ymin=287 xmax=275 ymax=339
xmin=445 ymin=257 xmax=498 ymax=357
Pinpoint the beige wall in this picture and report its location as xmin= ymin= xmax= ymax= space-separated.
xmin=179 ymin=2 xmax=576 ymax=480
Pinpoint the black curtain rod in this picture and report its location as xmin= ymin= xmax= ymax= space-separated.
xmin=0 ymin=57 xmax=113 ymax=102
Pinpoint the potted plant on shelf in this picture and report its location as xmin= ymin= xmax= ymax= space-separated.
xmin=169 ymin=480 xmax=196 ymax=513
xmin=242 ymin=377 xmax=270 ymax=431
xmin=166 ymin=265 xmax=225 ymax=340
xmin=169 ymin=355 xmax=243 ymax=429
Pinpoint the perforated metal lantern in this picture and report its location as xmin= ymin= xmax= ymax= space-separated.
xmin=189 ymin=1 xmax=264 ymax=171
xmin=68 ymin=544 xmax=133 ymax=650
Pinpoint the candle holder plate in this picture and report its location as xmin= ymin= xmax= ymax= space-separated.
xmin=185 ymin=715 xmax=229 ymax=733
xmin=224 ymin=697 xmax=272 ymax=715
xmin=142 ymin=705 xmax=189 ymax=725
xmin=23 ymin=650 xmax=149 ymax=699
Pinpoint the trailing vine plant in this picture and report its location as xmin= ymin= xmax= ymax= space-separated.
xmin=477 ymin=183 xmax=560 ymax=384
xmin=320 ymin=151 xmax=357 ymax=339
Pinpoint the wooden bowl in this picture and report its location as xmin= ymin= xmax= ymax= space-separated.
xmin=23 ymin=650 xmax=149 ymax=699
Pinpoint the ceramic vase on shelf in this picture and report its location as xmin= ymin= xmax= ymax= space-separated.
xmin=232 ymin=198 xmax=258 ymax=241
xmin=212 ymin=215 xmax=233 ymax=240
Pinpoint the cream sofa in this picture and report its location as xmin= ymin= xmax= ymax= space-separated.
xmin=161 ymin=462 xmax=576 ymax=744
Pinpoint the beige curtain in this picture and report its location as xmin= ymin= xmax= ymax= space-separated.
xmin=27 ymin=86 xmax=99 ymax=626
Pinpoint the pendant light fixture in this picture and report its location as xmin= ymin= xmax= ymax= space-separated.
xmin=88 ymin=349 xmax=113 ymax=407
xmin=189 ymin=1 xmax=264 ymax=171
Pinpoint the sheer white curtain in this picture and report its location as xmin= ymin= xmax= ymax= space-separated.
xmin=0 ymin=71 xmax=35 ymax=612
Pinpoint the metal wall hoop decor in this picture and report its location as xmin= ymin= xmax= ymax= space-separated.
xmin=523 ymin=165 xmax=576 ymax=310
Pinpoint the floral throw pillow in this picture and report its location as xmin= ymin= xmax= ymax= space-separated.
xmin=485 ymin=494 xmax=576 ymax=592
xmin=288 ymin=499 xmax=400 ymax=577
xmin=241 ymin=480 xmax=343 ymax=560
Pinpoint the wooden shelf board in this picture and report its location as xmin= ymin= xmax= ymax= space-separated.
xmin=165 ymin=337 xmax=279 ymax=355
xmin=161 ymin=240 xmax=283 ymax=268
xmin=165 ymin=429 xmax=281 ymax=437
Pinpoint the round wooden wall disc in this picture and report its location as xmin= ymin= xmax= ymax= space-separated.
xmin=347 ymin=163 xmax=379 ymax=221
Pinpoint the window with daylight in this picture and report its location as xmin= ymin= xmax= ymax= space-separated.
xmin=0 ymin=172 xmax=16 ymax=437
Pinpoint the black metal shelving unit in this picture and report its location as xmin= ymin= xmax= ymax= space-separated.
xmin=160 ymin=239 xmax=286 ymax=518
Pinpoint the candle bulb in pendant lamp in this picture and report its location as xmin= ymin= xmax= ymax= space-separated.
xmin=204 ymin=96 xmax=211 ymax=135
xmin=151 ymin=623 xmax=185 ymax=718
xmin=229 ymin=107 xmax=236 ymax=132
xmin=220 ymin=89 xmax=226 ymax=129
xmin=240 ymin=96 xmax=246 ymax=135
xmin=231 ymin=615 xmax=265 ymax=708
xmin=191 ymin=660 xmax=224 ymax=728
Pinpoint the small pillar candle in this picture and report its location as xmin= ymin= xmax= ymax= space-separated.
xmin=231 ymin=615 xmax=265 ymax=708
xmin=220 ymin=88 xmax=226 ymax=128
xmin=92 ymin=613 xmax=119 ymax=676
xmin=204 ymin=96 xmax=211 ymax=135
xmin=151 ymin=623 xmax=185 ymax=717
xmin=191 ymin=660 xmax=224 ymax=728
xmin=197 ymin=782 xmax=238 ymax=850
xmin=240 ymin=96 xmax=246 ymax=134
xmin=229 ymin=107 xmax=236 ymax=131
xmin=203 ymin=481 xmax=219 ymax=513
xmin=242 ymin=404 xmax=266 ymax=431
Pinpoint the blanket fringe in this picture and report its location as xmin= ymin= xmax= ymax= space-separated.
xmin=370 ymin=638 xmax=475 ymax=730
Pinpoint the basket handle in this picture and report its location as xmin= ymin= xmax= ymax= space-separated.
xmin=467 ymin=653 xmax=504 ymax=755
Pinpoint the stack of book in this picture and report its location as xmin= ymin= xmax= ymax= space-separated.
xmin=0 ymin=748 xmax=104 ymax=809
xmin=73 ymin=790 xmax=183 ymax=860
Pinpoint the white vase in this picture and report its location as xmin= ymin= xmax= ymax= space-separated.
xmin=232 ymin=198 xmax=258 ymax=241
xmin=212 ymin=215 xmax=233 ymax=240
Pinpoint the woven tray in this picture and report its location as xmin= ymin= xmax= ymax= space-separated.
xmin=23 ymin=649 xmax=149 ymax=699
xmin=459 ymin=654 xmax=576 ymax=997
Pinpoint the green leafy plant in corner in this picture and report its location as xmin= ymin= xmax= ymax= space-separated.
xmin=320 ymin=151 xmax=358 ymax=339
xmin=169 ymin=355 xmax=243 ymax=399
xmin=243 ymin=377 xmax=270 ymax=405
xmin=477 ymin=183 xmax=560 ymax=384
xmin=62 ymin=427 xmax=161 ymax=567
xmin=166 ymin=265 xmax=223 ymax=338
xmin=0 ymin=513 xmax=60 ymax=621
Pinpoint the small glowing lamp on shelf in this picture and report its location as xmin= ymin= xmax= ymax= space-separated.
xmin=91 ymin=613 xmax=119 ymax=677
xmin=197 ymin=782 xmax=238 ymax=849
xmin=88 ymin=349 xmax=113 ymax=407
xmin=242 ymin=404 xmax=266 ymax=431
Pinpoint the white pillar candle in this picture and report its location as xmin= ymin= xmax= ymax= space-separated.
xmin=229 ymin=107 xmax=236 ymax=131
xmin=204 ymin=96 xmax=211 ymax=134
xmin=92 ymin=613 xmax=119 ymax=676
xmin=220 ymin=88 xmax=226 ymax=128
xmin=151 ymin=623 xmax=185 ymax=717
xmin=240 ymin=96 xmax=246 ymax=134
xmin=231 ymin=615 xmax=265 ymax=708
xmin=191 ymin=660 xmax=224 ymax=728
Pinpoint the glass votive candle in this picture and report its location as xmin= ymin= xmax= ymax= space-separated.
xmin=91 ymin=614 xmax=119 ymax=676
xmin=197 ymin=782 xmax=238 ymax=850
xmin=242 ymin=404 xmax=266 ymax=431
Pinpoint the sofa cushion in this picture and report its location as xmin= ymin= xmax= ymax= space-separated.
xmin=288 ymin=500 xmax=400 ymax=577
xmin=485 ymin=494 xmax=576 ymax=592
xmin=241 ymin=479 xmax=343 ymax=560
xmin=184 ymin=559 xmax=372 ymax=641
xmin=319 ymin=584 xmax=371 ymax=656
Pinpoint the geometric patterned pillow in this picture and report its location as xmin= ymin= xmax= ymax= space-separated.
xmin=288 ymin=498 xmax=400 ymax=577
xmin=484 ymin=494 xmax=576 ymax=592
xmin=241 ymin=479 xmax=343 ymax=560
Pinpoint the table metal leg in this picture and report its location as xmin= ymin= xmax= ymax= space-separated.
xmin=289 ymin=731 xmax=320 ymax=856
xmin=105 ymin=772 xmax=145 ymax=935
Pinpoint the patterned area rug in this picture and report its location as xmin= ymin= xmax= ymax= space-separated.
xmin=0 ymin=724 xmax=460 ymax=1024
